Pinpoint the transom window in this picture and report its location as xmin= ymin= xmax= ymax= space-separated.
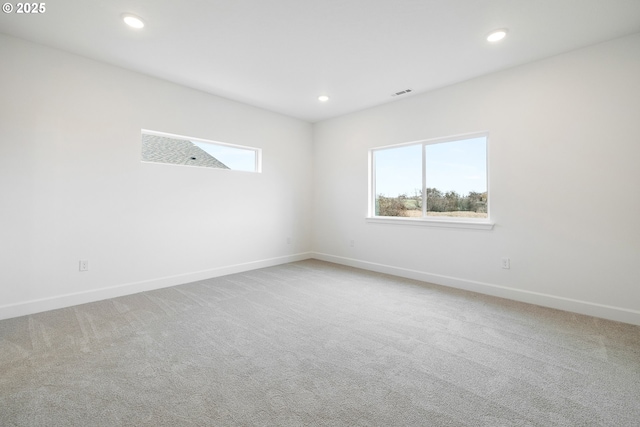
xmin=141 ymin=130 xmax=261 ymax=172
xmin=370 ymin=133 xmax=488 ymax=221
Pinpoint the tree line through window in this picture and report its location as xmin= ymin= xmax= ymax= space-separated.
xmin=371 ymin=134 xmax=488 ymax=219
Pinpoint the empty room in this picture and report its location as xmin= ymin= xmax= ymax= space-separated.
xmin=1 ymin=1 xmax=639 ymax=426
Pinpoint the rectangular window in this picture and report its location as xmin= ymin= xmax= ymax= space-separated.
xmin=141 ymin=130 xmax=261 ymax=172
xmin=370 ymin=133 xmax=488 ymax=221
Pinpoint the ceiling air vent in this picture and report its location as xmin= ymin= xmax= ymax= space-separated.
xmin=392 ymin=89 xmax=413 ymax=97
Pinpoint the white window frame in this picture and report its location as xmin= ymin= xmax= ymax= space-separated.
xmin=367 ymin=131 xmax=493 ymax=230
xmin=141 ymin=129 xmax=262 ymax=173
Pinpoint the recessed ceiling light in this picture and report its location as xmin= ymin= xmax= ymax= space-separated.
xmin=318 ymin=95 xmax=329 ymax=102
xmin=122 ymin=13 xmax=145 ymax=29
xmin=487 ymin=29 xmax=508 ymax=42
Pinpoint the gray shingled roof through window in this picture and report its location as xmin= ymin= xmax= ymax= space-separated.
xmin=142 ymin=134 xmax=229 ymax=169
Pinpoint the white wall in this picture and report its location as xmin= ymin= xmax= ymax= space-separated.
xmin=0 ymin=34 xmax=313 ymax=319
xmin=312 ymin=33 xmax=640 ymax=325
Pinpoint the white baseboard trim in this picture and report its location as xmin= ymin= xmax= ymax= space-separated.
xmin=0 ymin=252 xmax=313 ymax=321
xmin=311 ymin=252 xmax=640 ymax=326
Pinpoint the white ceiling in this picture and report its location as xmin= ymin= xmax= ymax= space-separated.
xmin=1 ymin=0 xmax=639 ymax=122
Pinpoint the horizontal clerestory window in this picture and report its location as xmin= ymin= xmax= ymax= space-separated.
xmin=369 ymin=132 xmax=489 ymax=223
xmin=141 ymin=130 xmax=261 ymax=172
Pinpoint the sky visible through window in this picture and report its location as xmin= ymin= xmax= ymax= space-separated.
xmin=375 ymin=136 xmax=486 ymax=197
xmin=192 ymin=141 xmax=256 ymax=172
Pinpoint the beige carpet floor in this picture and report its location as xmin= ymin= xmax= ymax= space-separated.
xmin=1 ymin=260 xmax=639 ymax=426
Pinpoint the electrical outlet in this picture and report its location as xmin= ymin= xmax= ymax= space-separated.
xmin=501 ymin=258 xmax=510 ymax=269
xmin=79 ymin=260 xmax=89 ymax=272
xmin=286 ymin=237 xmax=291 ymax=244
xmin=349 ymin=240 xmax=355 ymax=247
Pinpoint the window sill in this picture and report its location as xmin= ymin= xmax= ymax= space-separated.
xmin=365 ymin=216 xmax=494 ymax=230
